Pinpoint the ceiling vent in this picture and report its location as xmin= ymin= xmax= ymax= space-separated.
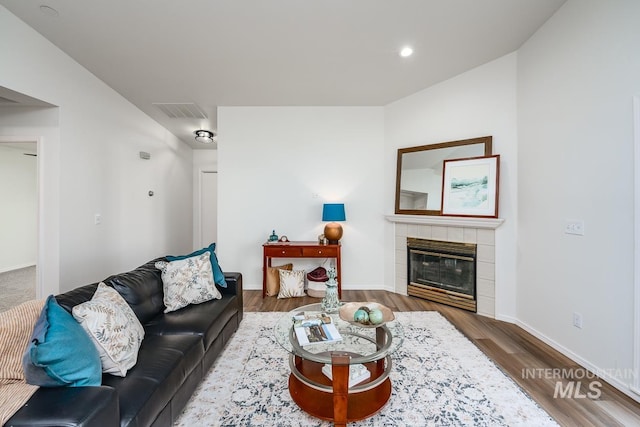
xmin=153 ymin=103 xmax=208 ymax=119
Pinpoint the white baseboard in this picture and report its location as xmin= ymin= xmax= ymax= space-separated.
xmin=515 ymin=319 xmax=640 ymax=403
xmin=495 ymin=313 xmax=518 ymax=324
xmin=0 ymin=263 xmax=36 ymax=274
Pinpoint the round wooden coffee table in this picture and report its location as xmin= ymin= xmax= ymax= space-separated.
xmin=273 ymin=303 xmax=403 ymax=427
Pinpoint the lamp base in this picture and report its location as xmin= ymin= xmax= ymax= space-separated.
xmin=324 ymin=223 xmax=343 ymax=244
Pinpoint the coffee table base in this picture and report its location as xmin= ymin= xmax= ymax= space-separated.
xmin=288 ymin=358 xmax=391 ymax=427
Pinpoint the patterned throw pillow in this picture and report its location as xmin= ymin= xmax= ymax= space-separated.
xmin=155 ymin=252 xmax=222 ymax=313
xmin=72 ymin=283 xmax=145 ymax=377
xmin=266 ymin=263 xmax=293 ymax=296
xmin=277 ymin=269 xmax=306 ymax=298
xmin=167 ymin=243 xmax=227 ymax=288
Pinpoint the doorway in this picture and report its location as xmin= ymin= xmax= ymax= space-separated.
xmin=0 ymin=140 xmax=37 ymax=312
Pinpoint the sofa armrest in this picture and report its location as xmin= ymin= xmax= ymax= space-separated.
xmin=5 ymin=386 xmax=119 ymax=427
xmin=221 ymin=272 xmax=243 ymax=322
xmin=221 ymin=272 xmax=241 ymax=296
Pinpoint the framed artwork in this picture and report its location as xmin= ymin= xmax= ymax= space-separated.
xmin=441 ymin=155 xmax=500 ymax=218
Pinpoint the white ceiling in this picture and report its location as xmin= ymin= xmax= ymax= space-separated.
xmin=0 ymin=0 xmax=566 ymax=149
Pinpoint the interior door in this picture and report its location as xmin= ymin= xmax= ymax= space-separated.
xmin=200 ymin=171 xmax=217 ymax=247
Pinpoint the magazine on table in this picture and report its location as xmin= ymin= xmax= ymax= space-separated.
xmin=292 ymin=312 xmax=342 ymax=346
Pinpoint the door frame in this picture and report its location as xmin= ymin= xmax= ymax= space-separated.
xmin=633 ymin=95 xmax=640 ymax=395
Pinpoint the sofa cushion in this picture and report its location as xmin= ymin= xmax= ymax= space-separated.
xmin=55 ymin=283 xmax=100 ymax=314
xmin=72 ymin=283 xmax=145 ymax=377
xmin=103 ymin=258 xmax=166 ymax=324
xmin=23 ymin=296 xmax=102 ymax=387
xmin=102 ymin=334 xmax=203 ymax=427
xmin=155 ymin=253 xmax=222 ymax=313
xmin=143 ymin=294 xmax=237 ymax=352
xmin=167 ymin=243 xmax=227 ymax=288
xmin=5 ymin=386 xmax=119 ymax=427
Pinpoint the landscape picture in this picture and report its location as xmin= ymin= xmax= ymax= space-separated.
xmin=447 ymin=164 xmax=490 ymax=209
xmin=441 ymin=155 xmax=499 ymax=217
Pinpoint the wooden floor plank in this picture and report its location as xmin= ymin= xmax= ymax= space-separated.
xmin=246 ymin=290 xmax=640 ymax=426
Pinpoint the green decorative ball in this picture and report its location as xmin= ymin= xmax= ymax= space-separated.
xmin=354 ymin=309 xmax=369 ymax=324
xmin=369 ymin=309 xmax=384 ymax=325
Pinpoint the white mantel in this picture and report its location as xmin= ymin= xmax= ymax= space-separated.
xmin=385 ymin=214 xmax=504 ymax=229
xmin=386 ymin=214 xmax=504 ymax=318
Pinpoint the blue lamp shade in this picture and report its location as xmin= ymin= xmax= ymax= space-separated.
xmin=322 ymin=203 xmax=346 ymax=222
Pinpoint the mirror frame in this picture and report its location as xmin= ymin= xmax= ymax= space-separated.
xmin=395 ymin=136 xmax=493 ymax=216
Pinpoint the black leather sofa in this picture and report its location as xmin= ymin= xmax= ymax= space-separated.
xmin=5 ymin=257 xmax=243 ymax=427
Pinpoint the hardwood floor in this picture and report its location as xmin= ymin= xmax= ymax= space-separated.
xmin=245 ymin=290 xmax=640 ymax=427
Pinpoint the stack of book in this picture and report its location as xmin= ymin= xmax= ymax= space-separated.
xmin=321 ymin=363 xmax=371 ymax=387
xmin=293 ymin=312 xmax=342 ymax=346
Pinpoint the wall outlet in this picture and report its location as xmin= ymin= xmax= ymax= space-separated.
xmin=565 ymin=220 xmax=585 ymax=236
xmin=94 ymin=214 xmax=102 ymax=225
xmin=573 ymin=312 xmax=583 ymax=329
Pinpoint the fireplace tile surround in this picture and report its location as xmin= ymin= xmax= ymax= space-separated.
xmin=386 ymin=215 xmax=504 ymax=318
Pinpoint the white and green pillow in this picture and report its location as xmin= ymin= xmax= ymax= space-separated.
xmin=155 ymin=251 xmax=222 ymax=313
xmin=72 ymin=283 xmax=145 ymax=377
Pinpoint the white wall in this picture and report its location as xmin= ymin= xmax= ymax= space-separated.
xmin=517 ymin=0 xmax=640 ymax=392
xmin=0 ymin=7 xmax=193 ymax=293
xmin=384 ymin=53 xmax=519 ymax=318
xmin=217 ymin=107 xmax=385 ymax=290
xmin=0 ymin=143 xmax=37 ymax=272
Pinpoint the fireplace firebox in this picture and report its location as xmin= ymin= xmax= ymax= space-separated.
xmin=407 ymin=237 xmax=477 ymax=312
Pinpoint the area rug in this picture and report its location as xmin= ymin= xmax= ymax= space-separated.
xmin=174 ymin=312 xmax=558 ymax=426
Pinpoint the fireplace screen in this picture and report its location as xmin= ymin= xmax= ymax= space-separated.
xmin=407 ymin=238 xmax=477 ymax=311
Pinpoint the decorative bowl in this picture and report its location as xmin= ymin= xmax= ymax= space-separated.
xmin=339 ymin=302 xmax=395 ymax=328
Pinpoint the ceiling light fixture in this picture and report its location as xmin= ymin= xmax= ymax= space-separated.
xmin=399 ymin=46 xmax=414 ymax=58
xmin=194 ymin=129 xmax=215 ymax=144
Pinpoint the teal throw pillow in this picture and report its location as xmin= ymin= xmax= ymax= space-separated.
xmin=22 ymin=295 xmax=102 ymax=387
xmin=167 ymin=243 xmax=227 ymax=288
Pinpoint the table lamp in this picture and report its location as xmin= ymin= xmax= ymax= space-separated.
xmin=322 ymin=203 xmax=346 ymax=244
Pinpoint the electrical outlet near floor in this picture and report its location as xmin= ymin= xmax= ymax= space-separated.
xmin=573 ymin=312 xmax=583 ymax=329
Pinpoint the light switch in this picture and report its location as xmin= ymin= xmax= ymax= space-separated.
xmin=564 ymin=220 xmax=584 ymax=236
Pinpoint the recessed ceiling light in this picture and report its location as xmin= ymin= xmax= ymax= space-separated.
xmin=39 ymin=5 xmax=59 ymax=17
xmin=399 ymin=46 xmax=414 ymax=58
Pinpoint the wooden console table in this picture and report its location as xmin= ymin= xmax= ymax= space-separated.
xmin=262 ymin=241 xmax=341 ymax=298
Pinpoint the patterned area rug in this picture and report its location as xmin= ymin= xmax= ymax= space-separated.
xmin=174 ymin=312 xmax=558 ymax=426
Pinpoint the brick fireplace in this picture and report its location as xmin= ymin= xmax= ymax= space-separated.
xmin=386 ymin=215 xmax=503 ymax=318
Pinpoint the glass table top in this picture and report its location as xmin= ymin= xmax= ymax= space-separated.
xmin=273 ymin=303 xmax=404 ymax=365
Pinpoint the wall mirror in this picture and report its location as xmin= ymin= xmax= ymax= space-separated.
xmin=395 ymin=136 xmax=492 ymax=215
